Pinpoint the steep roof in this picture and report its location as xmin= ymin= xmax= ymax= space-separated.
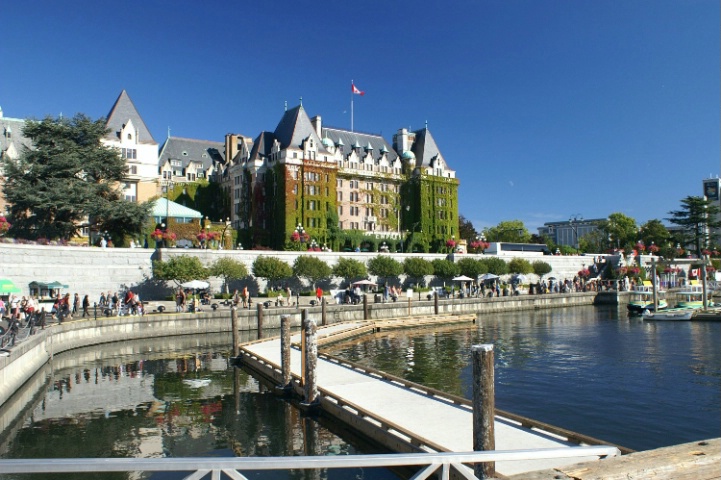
xmin=158 ymin=136 xmax=224 ymax=170
xmin=273 ymin=104 xmax=327 ymax=152
xmin=0 ymin=115 xmax=33 ymax=159
xmin=322 ymin=127 xmax=398 ymax=162
xmin=411 ymin=127 xmax=443 ymax=167
xmin=248 ymin=131 xmax=275 ymax=162
xmin=105 ymin=90 xmax=156 ymax=145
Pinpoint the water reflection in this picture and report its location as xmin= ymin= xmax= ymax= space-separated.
xmin=326 ymin=306 xmax=721 ymax=452
xmin=0 ymin=333 xmax=398 ymax=480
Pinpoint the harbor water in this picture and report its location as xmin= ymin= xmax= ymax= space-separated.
xmin=0 ymin=305 xmax=718 ymax=478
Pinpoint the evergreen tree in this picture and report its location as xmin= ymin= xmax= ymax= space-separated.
xmin=668 ymin=196 xmax=721 ymax=258
xmin=2 ymin=114 xmax=151 ymax=241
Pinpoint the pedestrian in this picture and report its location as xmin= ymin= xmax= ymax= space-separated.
xmin=72 ymin=293 xmax=80 ymax=316
xmin=316 ymin=286 xmax=323 ymax=304
xmin=242 ymin=286 xmax=249 ymax=308
xmin=82 ymin=295 xmax=90 ymax=317
xmin=176 ymin=288 xmax=185 ymax=312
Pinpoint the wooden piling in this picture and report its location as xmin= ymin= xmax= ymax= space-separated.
xmin=472 ymin=344 xmax=496 ymax=479
xmin=301 ymin=309 xmax=308 ymax=384
xmin=231 ymin=306 xmax=239 ymax=357
xmin=434 ymin=291 xmax=439 ymax=315
xmin=280 ymin=314 xmax=291 ymax=390
xmin=302 ymin=318 xmax=319 ymax=407
xmin=363 ymin=294 xmax=369 ymax=320
xmin=321 ymin=297 xmax=327 ymax=326
xmin=256 ymin=302 xmax=264 ymax=339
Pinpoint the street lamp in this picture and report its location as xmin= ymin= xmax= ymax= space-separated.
xmin=220 ymin=217 xmax=231 ymax=250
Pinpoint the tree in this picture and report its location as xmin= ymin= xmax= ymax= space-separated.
xmin=456 ymin=258 xmax=487 ymax=278
xmin=479 ymin=257 xmax=508 ymax=275
xmin=638 ymin=219 xmax=671 ymax=255
xmin=332 ymin=257 xmax=367 ymax=283
xmin=367 ymin=255 xmax=403 ymax=281
xmin=668 ymin=196 xmax=721 ymax=258
xmin=209 ymin=257 xmax=248 ymax=295
xmin=292 ymin=255 xmax=332 ymax=289
xmin=598 ymin=213 xmax=637 ymax=251
xmin=153 ymin=256 xmax=209 ymax=285
xmin=484 ymin=220 xmax=530 ymax=243
xmin=2 ymin=114 xmax=150 ymax=242
xmin=432 ymin=259 xmax=460 ymax=279
xmin=458 ymin=214 xmax=478 ymax=243
xmin=508 ymin=258 xmax=533 ymax=274
xmin=403 ymin=257 xmax=434 ymax=285
xmin=532 ymin=260 xmax=552 ymax=277
xmin=252 ymin=256 xmax=292 ymax=289
xmin=578 ymin=230 xmax=608 ymax=254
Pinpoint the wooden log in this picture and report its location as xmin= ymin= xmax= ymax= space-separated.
xmin=231 ymin=306 xmax=239 ymax=357
xmin=472 ymin=344 xmax=495 ymax=479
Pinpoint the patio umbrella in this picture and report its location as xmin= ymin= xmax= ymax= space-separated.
xmin=181 ymin=280 xmax=210 ymax=289
xmin=478 ymin=273 xmax=499 ymax=281
xmin=452 ymin=275 xmax=474 ymax=282
xmin=0 ymin=278 xmax=21 ymax=294
xmin=351 ymin=280 xmax=376 ymax=286
xmin=513 ymin=274 xmax=529 ymax=283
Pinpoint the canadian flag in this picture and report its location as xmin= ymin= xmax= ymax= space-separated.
xmin=352 ymin=83 xmax=365 ymax=96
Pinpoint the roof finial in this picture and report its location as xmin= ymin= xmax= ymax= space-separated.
xmin=284 ymin=101 xmax=287 ymax=112
xmin=425 ymin=120 xmax=428 ymax=130
xmin=167 ymin=126 xmax=171 ymax=139
xmin=299 ymin=96 xmax=303 ymax=107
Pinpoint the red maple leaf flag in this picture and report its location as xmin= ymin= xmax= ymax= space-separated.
xmin=352 ymin=83 xmax=365 ymax=96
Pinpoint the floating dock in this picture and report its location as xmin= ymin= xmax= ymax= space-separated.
xmin=236 ymin=317 xmax=624 ymax=477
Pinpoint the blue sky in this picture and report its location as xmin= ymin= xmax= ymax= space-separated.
xmin=2 ymin=1 xmax=719 ymax=233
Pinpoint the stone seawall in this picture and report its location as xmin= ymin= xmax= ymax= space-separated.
xmin=0 ymin=243 xmax=604 ymax=302
xmin=0 ymin=292 xmax=605 ymax=409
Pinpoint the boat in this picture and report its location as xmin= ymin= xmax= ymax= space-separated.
xmin=675 ymin=280 xmax=714 ymax=309
xmin=627 ymin=280 xmax=667 ymax=315
xmin=642 ymin=308 xmax=695 ymax=321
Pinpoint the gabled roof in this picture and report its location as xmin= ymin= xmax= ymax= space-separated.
xmin=249 ymin=131 xmax=276 ymax=162
xmin=158 ymin=136 xmax=224 ymax=170
xmin=105 ymin=90 xmax=156 ymax=145
xmin=273 ymin=104 xmax=328 ymax=152
xmin=411 ymin=127 xmax=443 ymax=167
xmin=322 ymin=127 xmax=398 ymax=163
xmin=0 ymin=115 xmax=33 ymax=159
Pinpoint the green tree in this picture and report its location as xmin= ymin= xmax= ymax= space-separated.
xmin=209 ymin=257 xmax=248 ymax=295
xmin=2 ymin=114 xmax=150 ymax=242
xmin=599 ymin=213 xmax=637 ymax=251
xmin=252 ymin=256 xmax=292 ymax=289
xmin=479 ymin=257 xmax=508 ymax=275
xmin=458 ymin=214 xmax=478 ymax=244
xmin=484 ymin=220 xmax=530 ymax=242
xmin=508 ymin=258 xmax=533 ymax=274
xmin=153 ymin=256 xmax=209 ymax=285
xmin=367 ymin=255 xmax=403 ymax=281
xmin=292 ymin=255 xmax=332 ymax=290
xmin=578 ymin=229 xmax=609 ymax=254
xmin=403 ymin=257 xmax=434 ymax=285
xmin=432 ymin=259 xmax=460 ymax=279
xmin=456 ymin=258 xmax=488 ymax=278
xmin=668 ymin=196 xmax=721 ymax=258
xmin=532 ymin=260 xmax=553 ymax=277
xmin=332 ymin=257 xmax=367 ymax=283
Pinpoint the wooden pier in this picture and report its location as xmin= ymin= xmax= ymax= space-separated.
xmin=236 ymin=316 xmax=624 ymax=478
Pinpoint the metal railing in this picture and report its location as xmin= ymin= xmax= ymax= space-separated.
xmin=0 ymin=447 xmax=621 ymax=479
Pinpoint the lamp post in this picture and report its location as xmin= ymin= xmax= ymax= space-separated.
xmin=295 ymin=223 xmax=306 ymax=249
xmin=569 ymin=214 xmax=582 ymax=249
xmin=220 ymin=217 xmax=231 ymax=250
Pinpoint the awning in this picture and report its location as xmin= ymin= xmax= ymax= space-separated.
xmin=152 ymin=198 xmax=203 ymax=221
xmin=0 ymin=278 xmax=21 ymax=294
xmin=29 ymin=281 xmax=69 ymax=290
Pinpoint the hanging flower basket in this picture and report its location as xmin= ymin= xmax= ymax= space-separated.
xmin=151 ymin=229 xmax=164 ymax=241
xmin=0 ymin=217 xmax=11 ymax=236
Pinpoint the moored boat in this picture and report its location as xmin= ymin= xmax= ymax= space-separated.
xmin=627 ymin=280 xmax=667 ymax=315
xmin=675 ymin=280 xmax=714 ymax=309
xmin=642 ymin=308 xmax=695 ymax=321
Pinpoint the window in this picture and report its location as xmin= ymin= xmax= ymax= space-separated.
xmin=127 ymin=166 xmax=138 ymax=175
xmin=121 ymin=148 xmax=137 ymax=159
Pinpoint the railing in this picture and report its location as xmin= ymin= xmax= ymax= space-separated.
xmin=0 ymin=447 xmax=621 ymax=479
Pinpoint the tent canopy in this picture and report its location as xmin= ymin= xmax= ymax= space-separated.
xmin=0 ymin=278 xmax=21 ymax=294
xmin=152 ymin=198 xmax=203 ymax=222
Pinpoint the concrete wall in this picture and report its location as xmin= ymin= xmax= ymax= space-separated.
xmin=0 ymin=243 xmax=602 ymax=302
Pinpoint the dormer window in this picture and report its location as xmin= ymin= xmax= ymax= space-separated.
xmin=127 ymin=133 xmax=132 ymax=140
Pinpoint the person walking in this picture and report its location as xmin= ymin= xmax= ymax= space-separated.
xmin=316 ymin=286 xmax=323 ymax=304
xmin=82 ymin=295 xmax=90 ymax=318
xmin=72 ymin=293 xmax=80 ymax=316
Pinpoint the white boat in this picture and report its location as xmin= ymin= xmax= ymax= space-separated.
xmin=642 ymin=308 xmax=695 ymax=321
xmin=675 ymin=281 xmax=713 ymax=309
xmin=627 ymin=281 xmax=667 ymax=315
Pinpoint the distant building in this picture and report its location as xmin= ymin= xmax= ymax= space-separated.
xmin=0 ymin=107 xmax=33 ymax=215
xmin=102 ymin=90 xmax=160 ymax=203
xmin=218 ymin=103 xmax=459 ymax=251
xmin=703 ymin=177 xmax=721 ymax=247
xmin=538 ymin=218 xmax=603 ymax=248
xmin=158 ymin=136 xmax=225 ymax=187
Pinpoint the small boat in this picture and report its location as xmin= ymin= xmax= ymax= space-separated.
xmin=642 ymin=308 xmax=695 ymax=321
xmin=675 ymin=281 xmax=714 ymax=309
xmin=627 ymin=281 xmax=667 ymax=315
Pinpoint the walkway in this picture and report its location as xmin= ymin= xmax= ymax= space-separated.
xmin=240 ymin=319 xmax=618 ymax=477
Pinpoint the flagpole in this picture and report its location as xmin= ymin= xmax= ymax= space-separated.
xmin=351 ymin=79 xmax=354 ymax=132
